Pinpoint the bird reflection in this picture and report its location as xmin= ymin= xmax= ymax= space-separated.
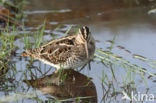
xmin=23 ymin=69 xmax=97 ymax=103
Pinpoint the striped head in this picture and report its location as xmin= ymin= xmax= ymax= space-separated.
xmin=77 ymin=26 xmax=95 ymax=58
xmin=79 ymin=26 xmax=90 ymax=42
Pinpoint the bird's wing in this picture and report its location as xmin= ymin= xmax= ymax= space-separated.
xmin=25 ymin=37 xmax=76 ymax=64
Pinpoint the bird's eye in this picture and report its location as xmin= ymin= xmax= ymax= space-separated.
xmin=90 ymin=41 xmax=94 ymax=45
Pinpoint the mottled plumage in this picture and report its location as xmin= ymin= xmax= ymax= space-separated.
xmin=22 ymin=26 xmax=95 ymax=70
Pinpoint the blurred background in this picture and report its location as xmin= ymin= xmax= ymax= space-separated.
xmin=0 ymin=0 xmax=156 ymax=103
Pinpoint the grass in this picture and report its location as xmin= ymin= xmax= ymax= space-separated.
xmin=0 ymin=5 xmax=156 ymax=102
xmin=0 ymin=26 xmax=16 ymax=76
xmin=1 ymin=24 xmax=156 ymax=102
xmin=0 ymin=23 xmax=156 ymax=103
xmin=22 ymin=21 xmax=45 ymax=49
xmin=95 ymin=36 xmax=156 ymax=102
xmin=0 ymin=0 xmax=156 ymax=102
xmin=0 ymin=25 xmax=93 ymax=102
xmin=95 ymin=49 xmax=156 ymax=77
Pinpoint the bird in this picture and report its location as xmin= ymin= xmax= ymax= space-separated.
xmin=22 ymin=26 xmax=95 ymax=70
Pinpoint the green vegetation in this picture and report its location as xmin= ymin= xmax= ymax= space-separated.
xmin=0 ymin=0 xmax=156 ymax=102
xmin=96 ymin=49 xmax=156 ymax=77
xmin=0 ymin=25 xmax=156 ymax=102
xmin=0 ymin=27 xmax=16 ymax=76
xmin=95 ymin=37 xmax=156 ymax=102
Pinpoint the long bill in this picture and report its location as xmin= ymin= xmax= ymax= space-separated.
xmin=84 ymin=41 xmax=89 ymax=58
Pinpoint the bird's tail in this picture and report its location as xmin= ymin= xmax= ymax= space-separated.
xmin=21 ymin=49 xmax=33 ymax=57
xmin=21 ymin=49 xmax=40 ymax=58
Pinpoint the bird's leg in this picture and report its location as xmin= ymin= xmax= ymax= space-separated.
xmin=88 ymin=60 xmax=91 ymax=70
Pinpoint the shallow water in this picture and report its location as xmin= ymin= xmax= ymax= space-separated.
xmin=0 ymin=0 xmax=156 ymax=103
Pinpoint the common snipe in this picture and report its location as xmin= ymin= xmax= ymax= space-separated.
xmin=22 ymin=26 xmax=95 ymax=70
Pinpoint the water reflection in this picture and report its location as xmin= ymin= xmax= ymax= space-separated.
xmin=24 ymin=69 xmax=97 ymax=103
xmin=0 ymin=0 xmax=155 ymax=102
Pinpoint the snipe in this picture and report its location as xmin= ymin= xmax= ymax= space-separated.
xmin=22 ymin=26 xmax=95 ymax=70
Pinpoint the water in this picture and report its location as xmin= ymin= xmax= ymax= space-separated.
xmin=0 ymin=0 xmax=156 ymax=102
